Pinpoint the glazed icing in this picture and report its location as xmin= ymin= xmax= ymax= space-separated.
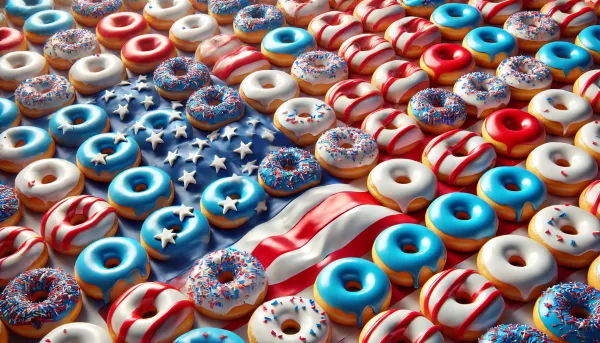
xmin=108 ymin=166 xmax=173 ymax=215
xmin=234 ymin=4 xmax=285 ymax=33
xmin=0 ymin=126 xmax=53 ymax=165
xmin=542 ymin=0 xmax=596 ymax=34
xmin=43 ymin=29 xmax=98 ymax=62
xmin=259 ymin=147 xmax=322 ymax=193
xmin=496 ymin=56 xmax=552 ymax=91
xmin=186 ymin=86 xmax=244 ymax=126
xmin=463 ymin=27 xmax=517 ymax=61
xmin=213 ymin=46 xmax=270 ymax=84
xmin=316 ymin=127 xmax=379 ymax=169
xmin=70 ymin=54 xmax=124 ymax=89
xmin=530 ymin=89 xmax=592 ymax=135
xmin=72 ymin=0 xmax=122 ymax=18
xmin=353 ymin=0 xmax=406 ymax=32
xmin=338 ymin=34 xmax=395 ymax=73
xmin=0 ymin=51 xmax=47 ymax=83
xmin=577 ymin=25 xmax=600 ymax=54
xmin=480 ymin=324 xmax=552 ymax=343
xmin=431 ymin=3 xmax=482 ymax=29
xmin=362 ymin=108 xmax=424 ymax=154
xmin=77 ymin=133 xmax=140 ymax=177
xmin=537 ymin=41 xmax=592 ymax=77
xmin=420 ymin=43 xmax=473 ymax=83
xmin=326 ymin=79 xmax=383 ymax=123
xmin=15 ymin=159 xmax=82 ymax=204
xmin=504 ymin=11 xmax=560 ymax=41
xmin=278 ymin=0 xmax=330 ymax=23
xmin=291 ymin=50 xmax=348 ymax=86
xmin=453 ymin=72 xmax=511 ymax=118
xmin=144 ymin=0 xmax=191 ymax=21
xmin=385 ymin=17 xmax=441 ymax=55
xmin=201 ymin=175 xmax=267 ymax=220
xmin=174 ymin=328 xmax=245 ymax=343
xmin=5 ymin=0 xmax=53 ymax=21
xmin=14 ymin=74 xmax=75 ymax=110
xmin=196 ymin=34 xmax=242 ymax=65
xmin=121 ymin=34 xmax=175 ymax=64
xmin=483 ymin=109 xmax=545 ymax=156
xmin=153 ymin=57 xmax=210 ymax=93
xmin=240 ymin=70 xmax=299 ymax=108
xmin=209 ymin=0 xmax=253 ymax=15
xmin=360 ymin=309 xmax=444 ymax=343
xmin=577 ymin=121 xmax=600 ymax=156
xmin=470 ymin=0 xmax=522 ymax=22
xmin=371 ymin=60 xmax=429 ymax=104
xmin=528 ymin=142 xmax=597 ymax=184
xmin=49 ymin=104 xmax=109 ymax=147
xmin=409 ymin=89 xmax=467 ymax=128
xmin=583 ymin=180 xmax=600 ymax=216
xmin=309 ymin=11 xmax=363 ymax=50
xmin=575 ymin=70 xmax=600 ymax=105
xmin=262 ymin=27 xmax=316 ymax=58
xmin=171 ymin=14 xmax=218 ymax=42
xmin=275 ymin=98 xmax=335 ymax=137
xmin=41 ymin=323 xmax=112 ymax=343
xmin=0 ymin=226 xmax=46 ymax=283
xmin=0 ymin=99 xmax=19 ymax=133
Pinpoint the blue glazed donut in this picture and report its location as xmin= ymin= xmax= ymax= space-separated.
xmin=49 ymin=104 xmax=110 ymax=147
xmin=576 ymin=25 xmax=600 ymax=64
xmin=75 ymin=237 xmax=150 ymax=303
xmin=463 ymin=26 xmax=517 ymax=68
xmin=5 ymin=0 xmax=53 ymax=25
xmin=480 ymin=324 xmax=551 ymax=343
xmin=0 ymin=126 xmax=55 ymax=173
xmin=128 ymin=110 xmax=193 ymax=151
xmin=431 ymin=4 xmax=483 ymax=40
xmin=233 ymin=5 xmax=285 ymax=43
xmin=314 ymin=257 xmax=391 ymax=326
xmin=425 ymin=192 xmax=498 ymax=252
xmin=186 ymin=85 xmax=245 ymax=131
xmin=0 ymin=99 xmax=20 ymax=133
xmin=140 ymin=205 xmax=210 ymax=260
xmin=536 ymin=41 xmax=593 ymax=83
xmin=23 ymin=10 xmax=74 ymax=44
xmin=174 ymin=328 xmax=244 ymax=343
xmin=76 ymin=132 xmax=141 ymax=182
xmin=259 ymin=147 xmax=322 ymax=196
xmin=261 ymin=27 xmax=316 ymax=67
xmin=107 ymin=166 xmax=175 ymax=220
xmin=372 ymin=223 xmax=446 ymax=288
xmin=408 ymin=88 xmax=467 ymax=134
xmin=208 ymin=0 xmax=253 ymax=24
xmin=153 ymin=57 xmax=210 ymax=100
xmin=534 ymin=282 xmax=600 ymax=343
xmin=200 ymin=175 xmax=267 ymax=229
xmin=477 ymin=166 xmax=546 ymax=222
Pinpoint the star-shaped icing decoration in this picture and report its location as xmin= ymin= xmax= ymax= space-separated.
xmin=154 ymin=228 xmax=177 ymax=248
xmin=141 ymin=96 xmax=154 ymax=110
xmin=169 ymin=111 xmax=183 ymax=123
xmin=113 ymin=132 xmax=128 ymax=144
xmin=241 ymin=160 xmax=258 ymax=176
xmin=171 ymin=101 xmax=183 ymax=110
xmin=185 ymin=151 xmax=203 ymax=165
xmin=173 ymin=204 xmax=194 ymax=222
xmin=163 ymin=149 xmax=179 ymax=167
xmin=218 ymin=196 xmax=239 ymax=214
xmin=191 ymin=138 xmax=209 ymax=151
xmin=172 ymin=125 xmax=187 ymax=139
xmin=146 ymin=130 xmax=164 ymax=150
xmin=132 ymin=121 xmax=146 ymax=135
xmin=57 ymin=123 xmax=73 ymax=134
xmin=133 ymin=82 xmax=150 ymax=91
xmin=178 ymin=170 xmax=197 ymax=189
xmin=91 ymin=153 xmax=108 ymax=166
xmin=255 ymin=199 xmax=267 ymax=214
xmin=123 ymin=93 xmax=134 ymax=103
xmin=207 ymin=130 xmax=220 ymax=142
xmin=210 ymin=155 xmax=227 ymax=173
xmin=234 ymin=141 xmax=253 ymax=159
xmin=113 ymin=104 xmax=129 ymax=120
xmin=222 ymin=126 xmax=238 ymax=141
xmin=137 ymin=75 xmax=148 ymax=83
xmin=247 ymin=118 xmax=260 ymax=127
xmin=261 ymin=128 xmax=275 ymax=143
xmin=230 ymin=173 xmax=243 ymax=183
xmin=102 ymin=89 xmax=116 ymax=102
xmin=118 ymin=80 xmax=131 ymax=86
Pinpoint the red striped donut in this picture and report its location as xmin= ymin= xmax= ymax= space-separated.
xmin=338 ymin=33 xmax=395 ymax=74
xmin=213 ymin=46 xmax=270 ymax=85
xmin=0 ymin=226 xmax=48 ymax=287
xmin=371 ymin=60 xmax=430 ymax=104
xmin=362 ymin=108 xmax=424 ymax=155
xmin=359 ymin=309 xmax=444 ymax=343
xmin=541 ymin=0 xmax=597 ymax=36
xmin=325 ymin=79 xmax=384 ymax=123
xmin=308 ymin=11 xmax=363 ymax=50
xmin=384 ymin=17 xmax=441 ymax=58
xmin=469 ymin=0 xmax=523 ymax=25
xmin=353 ymin=0 xmax=406 ymax=32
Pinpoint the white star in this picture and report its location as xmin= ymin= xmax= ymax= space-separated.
xmin=133 ymin=82 xmax=150 ymax=91
xmin=247 ymin=118 xmax=260 ymax=127
xmin=207 ymin=130 xmax=220 ymax=142
xmin=230 ymin=173 xmax=243 ymax=183
xmin=102 ymin=89 xmax=116 ymax=102
xmin=118 ymin=80 xmax=131 ymax=86
xmin=132 ymin=121 xmax=146 ymax=135
xmin=113 ymin=104 xmax=129 ymax=120
xmin=57 ymin=123 xmax=73 ymax=134
xmin=113 ymin=132 xmax=128 ymax=144
xmin=210 ymin=155 xmax=227 ymax=173
xmin=163 ymin=149 xmax=179 ymax=167
xmin=172 ymin=125 xmax=187 ymax=139
xmin=255 ymin=200 xmax=267 ymax=214
xmin=185 ymin=151 xmax=203 ymax=164
xmin=171 ymin=101 xmax=183 ymax=110
xmin=173 ymin=204 xmax=194 ymax=222
xmin=137 ymin=74 xmax=148 ymax=83
xmin=241 ymin=160 xmax=258 ymax=176
xmin=91 ymin=153 xmax=108 ymax=166
xmin=218 ymin=196 xmax=239 ymax=214
xmin=141 ymin=96 xmax=154 ymax=110
xmin=191 ymin=138 xmax=209 ymax=151
xmin=154 ymin=228 xmax=177 ymax=248
xmin=178 ymin=170 xmax=197 ymax=189
xmin=222 ymin=126 xmax=238 ymax=141
xmin=261 ymin=128 xmax=275 ymax=143
xmin=168 ymin=111 xmax=182 ymax=123
xmin=123 ymin=93 xmax=134 ymax=103
xmin=233 ymin=141 xmax=253 ymax=159
xmin=146 ymin=130 xmax=164 ymax=150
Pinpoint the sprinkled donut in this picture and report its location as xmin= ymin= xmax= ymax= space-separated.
xmin=71 ymin=0 xmax=124 ymax=27
xmin=143 ymin=0 xmax=193 ymax=30
xmin=76 ymin=132 xmax=142 ymax=182
xmin=576 ymin=25 xmax=600 ymax=63
xmin=308 ymin=11 xmax=363 ymax=50
xmin=233 ymin=4 xmax=285 ymax=44
xmin=96 ymin=12 xmax=150 ymax=50
xmin=575 ymin=120 xmax=600 ymax=165
xmin=209 ymin=0 xmax=254 ymax=24
xmin=0 ymin=186 xmax=21 ymax=227
xmin=170 ymin=14 xmax=219 ymax=52
xmin=528 ymin=89 xmax=593 ymax=136
xmin=68 ymin=54 xmax=126 ymax=95
xmin=273 ymin=97 xmax=336 ymax=146
xmin=503 ymin=11 xmax=560 ymax=52
xmin=407 ymin=88 xmax=467 ymax=135
xmin=360 ymin=309 xmax=444 ymax=343
xmin=462 ymin=26 xmax=518 ymax=68
xmin=338 ymin=33 xmax=395 ymax=75
xmin=213 ymin=46 xmax=271 ymax=85
xmin=14 ymin=74 xmax=75 ymax=118
xmin=496 ymin=56 xmax=552 ymax=101
xmin=240 ymin=70 xmax=300 ymax=113
xmin=536 ymin=41 xmax=592 ymax=83
xmin=195 ymin=34 xmax=243 ymax=66
xmin=453 ymin=72 xmax=510 ymax=119
xmin=0 ymin=51 xmax=48 ymax=92
xmin=480 ymin=324 xmax=552 ymax=343
xmin=0 ymin=99 xmax=19 ymax=133
xmin=23 ymin=10 xmax=75 ymax=45
xmin=469 ymin=0 xmax=523 ymax=25
xmin=361 ymin=108 xmax=424 ymax=155
xmin=121 ymin=33 xmax=177 ymax=74
xmin=41 ymin=323 xmax=112 ymax=343
xmin=153 ymin=56 xmax=210 ymax=101
xmin=573 ymin=70 xmax=600 ymax=112
xmin=325 ymin=79 xmax=384 ymax=124
xmin=0 ymin=226 xmax=47 ymax=287
xmin=186 ymin=85 xmax=245 ymax=131
xmin=419 ymin=43 xmax=476 ymax=85
xmin=43 ymin=29 xmax=99 ymax=70
xmin=277 ymin=0 xmax=330 ymax=27
xmin=259 ymin=147 xmax=322 ymax=196
xmin=261 ymin=27 xmax=316 ymax=67
xmin=541 ymin=0 xmax=597 ymax=36
xmin=371 ymin=60 xmax=429 ymax=104
xmin=291 ymin=50 xmax=349 ymax=96
xmin=175 ymin=328 xmax=245 ymax=343
xmin=0 ymin=126 xmax=55 ymax=173
xmin=353 ymin=0 xmax=406 ymax=32
xmin=384 ymin=16 xmax=441 ymax=58
xmin=316 ymin=127 xmax=379 ymax=179
xmin=481 ymin=109 xmax=546 ymax=158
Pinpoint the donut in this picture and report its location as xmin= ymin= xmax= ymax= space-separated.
xmin=453 ymin=72 xmax=511 ymax=119
xmin=121 ymin=34 xmax=177 ymax=74
xmin=41 ymin=195 xmax=118 ymax=256
xmin=43 ymin=29 xmax=99 ymax=70
xmin=4 ymin=0 xmax=53 ymax=26
xmin=431 ymin=3 xmax=483 ymax=40
xmin=463 ymin=27 xmax=518 ymax=68
xmin=14 ymin=74 xmax=75 ymax=118
xmin=371 ymin=60 xmax=429 ymax=104
xmin=186 ymin=85 xmax=245 ymax=131
xmin=580 ymin=180 xmax=600 ymax=219
xmin=274 ymin=98 xmax=336 ymax=146
xmin=143 ymin=0 xmax=192 ymax=30
xmin=248 ymin=296 xmax=332 ymax=342
xmin=523 ymin=0 xmax=546 ymax=8
xmin=385 ymin=17 xmax=441 ymax=58
xmin=575 ymin=121 xmax=600 ymax=164
xmin=0 ymin=51 xmax=48 ymax=92
xmin=68 ymin=54 xmax=126 ymax=95
xmin=576 ymin=25 xmax=600 ymax=63
xmin=504 ymin=11 xmax=560 ymax=52
xmin=277 ymin=0 xmax=330 ymax=27
xmin=169 ymin=14 xmax=219 ymax=52
xmin=108 ymin=282 xmax=194 ymax=343
xmin=367 ymin=159 xmax=436 ymax=213
xmin=398 ymin=0 xmax=444 ymax=17
xmin=75 ymin=237 xmax=150 ymax=303
xmin=153 ymin=56 xmax=210 ymax=101
xmin=49 ymin=104 xmax=111 ymax=147
xmin=209 ymin=0 xmax=253 ymax=24
xmin=325 ymin=79 xmax=384 ymax=123
xmin=589 ymin=255 xmax=600 ymax=289
xmin=291 ymin=50 xmax=349 ymax=96
xmin=191 ymin=0 xmax=207 ymax=11
xmin=533 ymin=282 xmax=600 ymax=343
xmin=41 ymin=323 xmax=112 ymax=343
xmin=330 ymin=0 xmax=359 ymax=10
xmin=537 ymin=41 xmax=592 ymax=83
xmin=353 ymin=0 xmax=405 ymax=33
xmin=526 ymin=142 xmax=598 ymax=197
xmin=541 ymin=0 xmax=597 ymax=36
xmin=308 ymin=11 xmax=363 ymax=50
xmin=259 ymin=147 xmax=322 ymax=196
xmin=316 ymin=127 xmax=379 ymax=179
xmin=71 ymin=0 xmax=124 ymax=26
xmin=407 ymin=88 xmax=467 ymax=135
xmin=261 ymin=27 xmax=316 ymax=67
xmin=96 ymin=12 xmax=149 ymax=50
xmin=419 ymin=43 xmax=476 ymax=85
xmin=233 ymin=4 xmax=285 ymax=44
xmin=0 ymin=186 xmax=21 ymax=227
xmin=0 ymin=226 xmax=47 ymax=287
xmin=496 ymin=56 xmax=552 ymax=101
xmin=469 ymin=0 xmax=523 ymax=25
xmin=23 ymin=10 xmax=74 ymax=44
xmin=359 ymin=309 xmax=443 ymax=343
xmin=480 ymin=324 xmax=552 ymax=343
xmin=0 ymin=126 xmax=55 ymax=173
xmin=0 ymin=99 xmax=19 ymax=133
xmin=338 ymin=34 xmax=395 ymax=75
xmin=0 ymin=268 xmax=82 ymax=339
xmin=195 ymin=34 xmax=243 ymax=66
xmin=176 ymin=329 xmax=245 ymax=343
xmin=186 ymin=248 xmax=268 ymax=320
xmin=361 ymin=109 xmax=424 ymax=155
xmin=573 ymin=70 xmax=600 ymax=112
xmin=240 ymin=70 xmax=300 ymax=114
xmin=213 ymin=46 xmax=270 ymax=85
xmin=76 ymin=132 xmax=142 ymax=182
xmin=373 ymin=224 xmax=445 ymax=288
xmin=0 ymin=27 xmax=26 ymax=56
xmin=140 ymin=205 xmax=209 ymax=260
xmin=529 ymin=89 xmax=593 ymax=137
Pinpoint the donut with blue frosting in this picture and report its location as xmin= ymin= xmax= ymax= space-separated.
xmin=0 ymin=186 xmax=21 ymax=227
xmin=49 ymin=104 xmax=110 ymax=148
xmin=431 ymin=3 xmax=482 ymax=40
xmin=153 ymin=57 xmax=210 ymax=100
xmin=259 ymin=147 xmax=322 ymax=196
xmin=233 ymin=4 xmax=285 ymax=43
xmin=23 ymin=10 xmax=74 ymax=44
xmin=480 ymin=324 xmax=551 ymax=343
xmin=15 ymin=74 xmax=76 ymax=118
xmin=261 ymin=27 xmax=316 ymax=67
xmin=5 ymin=0 xmax=53 ymax=26
xmin=76 ymin=132 xmax=141 ymax=182
xmin=71 ymin=0 xmax=123 ymax=26
xmin=576 ymin=25 xmax=600 ymax=64
xmin=209 ymin=0 xmax=254 ymax=24
xmin=186 ymin=85 xmax=245 ymax=131
xmin=0 ymin=126 xmax=55 ymax=173
xmin=463 ymin=27 xmax=518 ymax=68
xmin=0 ymin=99 xmax=20 ymax=133
xmin=536 ymin=41 xmax=592 ymax=83
xmin=175 ymin=328 xmax=244 ymax=343
xmin=408 ymin=88 xmax=467 ymax=135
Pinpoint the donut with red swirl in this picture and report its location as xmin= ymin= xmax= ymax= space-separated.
xmin=325 ymin=79 xmax=384 ymax=124
xmin=469 ymin=0 xmax=523 ymax=25
xmin=0 ymin=226 xmax=48 ymax=287
xmin=213 ymin=46 xmax=271 ymax=85
xmin=362 ymin=109 xmax=424 ymax=155
xmin=195 ymin=34 xmax=243 ymax=66
xmin=371 ymin=60 xmax=429 ymax=104
xmin=278 ymin=0 xmax=330 ymax=27
xmin=481 ymin=109 xmax=546 ymax=158
xmin=359 ymin=309 xmax=443 ymax=343
xmin=579 ymin=179 xmax=600 ymax=219
xmin=309 ymin=11 xmax=363 ymax=50
xmin=420 ymin=43 xmax=476 ymax=86
xmin=353 ymin=0 xmax=406 ymax=32
xmin=339 ymin=33 xmax=395 ymax=75
xmin=385 ymin=17 xmax=441 ymax=59
xmin=541 ymin=0 xmax=597 ymax=36
xmin=573 ymin=70 xmax=600 ymax=112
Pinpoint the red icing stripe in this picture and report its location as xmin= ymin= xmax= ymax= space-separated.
xmin=0 ymin=227 xmax=43 ymax=269
xmin=213 ymin=46 xmax=267 ymax=81
xmin=361 ymin=308 xmax=399 ymax=342
xmin=587 ymin=180 xmax=600 ymax=215
xmin=476 ymin=0 xmax=519 ymax=21
xmin=579 ymin=70 xmax=600 ymax=105
xmin=380 ymin=310 xmax=422 ymax=342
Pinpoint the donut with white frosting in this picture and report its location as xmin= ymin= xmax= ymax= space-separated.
xmin=308 ymin=11 xmax=363 ymax=50
xmin=338 ymin=33 xmax=395 ymax=74
xmin=361 ymin=109 xmax=424 ymax=155
xmin=240 ymin=70 xmax=299 ymax=113
xmin=575 ymin=120 xmax=600 ymax=165
xmin=453 ymin=72 xmax=511 ymax=119
xmin=316 ymin=127 xmax=379 ymax=179
xmin=43 ymin=29 xmax=99 ymax=70
xmin=469 ymin=0 xmax=523 ymax=24
xmin=0 ymin=226 xmax=48 ymax=287
xmin=384 ymin=17 xmax=441 ymax=58
xmin=274 ymin=98 xmax=336 ymax=146
xmin=41 ymin=323 xmax=112 ymax=343
xmin=573 ymin=69 xmax=600 ymax=112
xmin=580 ymin=180 xmax=600 ymax=218
xmin=278 ymin=0 xmax=330 ymax=27
xmin=353 ymin=0 xmax=406 ymax=32
xmin=496 ymin=56 xmax=552 ymax=101
xmin=213 ymin=46 xmax=271 ymax=85
xmin=541 ymin=0 xmax=597 ymax=36
xmin=170 ymin=14 xmax=219 ymax=52
xmin=195 ymin=34 xmax=243 ymax=66
xmin=68 ymin=54 xmax=126 ymax=95
xmin=371 ymin=60 xmax=429 ymax=104
xmin=359 ymin=309 xmax=444 ymax=343
xmin=528 ymin=89 xmax=593 ymax=136
xmin=325 ymin=79 xmax=383 ymax=124
xmin=0 ymin=51 xmax=48 ymax=92
xmin=143 ymin=0 xmax=193 ymax=30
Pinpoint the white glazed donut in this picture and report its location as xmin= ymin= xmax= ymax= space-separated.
xmin=528 ymin=204 xmax=600 ymax=268
xmin=144 ymin=0 xmax=192 ymax=27
xmin=541 ymin=0 xmax=597 ymax=36
xmin=325 ymin=79 xmax=384 ymax=123
xmin=469 ymin=0 xmax=522 ymax=24
xmin=308 ymin=11 xmax=363 ymax=50
xmin=0 ymin=51 xmax=48 ymax=91
xmin=495 ymin=56 xmax=553 ymax=100
xmin=526 ymin=142 xmax=598 ymax=197
xmin=371 ymin=60 xmax=430 ymax=104
xmin=108 ymin=282 xmax=194 ymax=343
xmin=41 ymin=323 xmax=112 ymax=343
xmin=359 ymin=309 xmax=444 ymax=343
xmin=528 ymin=89 xmax=593 ymax=136
xmin=68 ymin=54 xmax=126 ymax=95
xmin=574 ymin=70 xmax=600 ymax=112
xmin=240 ymin=70 xmax=300 ymax=113
xmin=40 ymin=195 xmax=118 ymax=255
xmin=477 ymin=235 xmax=558 ymax=302
xmin=575 ymin=120 xmax=600 ymax=164
xmin=361 ymin=108 xmax=424 ymax=155
xmin=422 ymin=130 xmax=497 ymax=186
xmin=0 ymin=226 xmax=47 ymax=286
xmin=248 ymin=296 xmax=332 ymax=342
xmin=170 ymin=14 xmax=219 ymax=51
xmin=384 ymin=17 xmax=441 ymax=58
xmin=420 ymin=269 xmax=505 ymax=341
xmin=353 ymin=0 xmax=406 ymax=32
xmin=278 ymin=0 xmax=330 ymax=27
xmin=338 ymin=33 xmax=395 ymax=75
xmin=274 ymin=97 xmax=336 ymax=146
xmin=367 ymin=159 xmax=437 ymax=213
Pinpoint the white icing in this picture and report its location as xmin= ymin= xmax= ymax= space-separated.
xmin=339 ymin=34 xmax=395 ymax=72
xmin=0 ymin=226 xmax=46 ymax=282
xmin=542 ymin=0 xmax=597 ymax=28
xmin=372 ymin=60 xmax=429 ymax=103
xmin=15 ymin=159 xmax=82 ymax=204
xmin=362 ymin=108 xmax=424 ymax=154
xmin=43 ymin=32 xmax=98 ymax=62
xmin=0 ymin=51 xmax=47 ymax=82
xmin=577 ymin=121 xmax=600 ymax=155
xmin=275 ymin=98 xmax=336 ymax=137
xmin=530 ymin=89 xmax=592 ymax=135
xmin=528 ymin=142 xmax=598 ymax=184
xmin=240 ymin=70 xmax=299 ymax=108
xmin=214 ymin=48 xmax=270 ymax=83
xmin=469 ymin=0 xmax=522 ymax=21
xmin=41 ymin=323 xmax=112 ymax=343
xmin=171 ymin=14 xmax=218 ymax=42
xmin=69 ymin=54 xmax=124 ymax=88
xmin=504 ymin=12 xmax=560 ymax=41
xmin=575 ymin=70 xmax=600 ymax=105
xmin=453 ymin=75 xmax=511 ymax=118
xmin=279 ymin=0 xmax=330 ymax=21
xmin=496 ymin=57 xmax=553 ymax=90
xmin=316 ymin=128 xmax=379 ymax=169
xmin=353 ymin=0 xmax=406 ymax=32
xmin=197 ymin=35 xmax=243 ymax=65
xmin=0 ymin=127 xmax=49 ymax=165
xmin=326 ymin=80 xmax=383 ymax=123
xmin=361 ymin=309 xmax=444 ymax=343
xmin=309 ymin=11 xmax=363 ymax=48
xmin=144 ymin=0 xmax=191 ymax=21
xmin=385 ymin=17 xmax=441 ymax=54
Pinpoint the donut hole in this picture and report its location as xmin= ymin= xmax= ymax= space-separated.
xmin=298 ymin=112 xmax=311 ymax=118
xmin=11 ymin=62 xmax=26 ymax=69
xmin=552 ymin=103 xmax=568 ymax=111
xmin=395 ymin=176 xmax=411 ymax=184
xmin=104 ymin=258 xmax=121 ymax=269
xmin=446 ymin=8 xmax=463 ymax=18
xmin=0 ymin=30 xmax=10 ymax=40
xmin=279 ymin=33 xmax=296 ymax=43
xmin=261 ymin=83 xmax=275 ymax=89
xmin=554 ymin=158 xmax=570 ymax=167
xmin=134 ymin=184 xmax=149 ymax=192
xmin=281 ymin=319 xmax=301 ymax=335
xmin=101 ymin=147 xmax=115 ymax=155
xmin=41 ymin=175 xmax=57 ymax=184
xmin=29 ymin=291 xmax=49 ymax=303
xmin=401 ymin=244 xmax=419 ymax=254
xmin=346 ymin=93 xmax=360 ymax=99
xmin=344 ymin=281 xmax=363 ymax=292
xmin=481 ymin=34 xmax=497 ymax=44
xmin=228 ymin=194 xmax=241 ymax=200
xmin=208 ymin=99 xmax=221 ymax=106
xmin=217 ymin=271 xmax=235 ymax=284
xmin=339 ymin=140 xmax=353 ymax=149
xmin=73 ymin=117 xmax=86 ymax=125
xmin=139 ymin=40 xmax=159 ymax=52
xmin=555 ymin=51 xmax=570 ymax=59
xmin=454 ymin=291 xmax=472 ymax=304
xmin=283 ymin=164 xmax=296 ymax=172
xmin=384 ymin=122 xmax=399 ymax=130
xmin=502 ymin=118 xmax=521 ymax=131
xmin=454 ymin=211 xmax=471 ymax=220
xmin=451 ymin=148 xmax=468 ymax=158
xmin=14 ymin=139 xmax=27 ymax=148
xmin=570 ymin=306 xmax=590 ymax=320
xmin=140 ymin=305 xmax=158 ymax=319
xmin=111 ymin=15 xmax=135 ymax=27
xmin=37 ymin=85 xmax=54 ymax=95
xmin=69 ymin=214 xmax=88 ymax=226
xmin=158 ymin=0 xmax=175 ymax=9
xmin=559 ymin=225 xmax=578 ymax=235
xmin=437 ymin=50 xmax=454 ymax=61
xmin=175 ymin=69 xmax=187 ymax=76
xmin=508 ymin=255 xmax=527 ymax=267
xmin=23 ymin=0 xmax=41 ymax=5
xmin=504 ymin=183 xmax=520 ymax=191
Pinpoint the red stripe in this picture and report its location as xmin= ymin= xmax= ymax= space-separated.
xmin=361 ymin=308 xmax=399 ymax=342
xmin=579 ymin=70 xmax=600 ymax=105
xmin=587 ymin=180 xmax=600 ymax=214
xmin=455 ymin=289 xmax=502 ymax=340
xmin=415 ymin=325 xmax=442 ymax=343
xmin=387 ymin=124 xmax=419 ymax=153
xmin=140 ymin=300 xmax=193 ymax=343
xmin=381 ymin=311 xmax=422 ymax=342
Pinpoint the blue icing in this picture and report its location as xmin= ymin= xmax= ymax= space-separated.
xmin=49 ymin=104 xmax=109 ymax=147
xmin=5 ymin=0 xmax=53 ymax=21
xmin=140 ymin=206 xmax=210 ymax=260
xmin=479 ymin=324 xmax=552 ymax=343
xmin=76 ymin=133 xmax=140 ymax=176
xmin=577 ymin=25 xmax=600 ymax=53
xmin=431 ymin=3 xmax=482 ymax=30
xmin=464 ymin=27 xmax=517 ymax=61
xmin=153 ymin=57 xmax=210 ymax=93
xmin=314 ymin=257 xmax=390 ymax=326
xmin=3 ymin=126 xmax=53 ymax=160
xmin=186 ymin=85 xmax=244 ymax=127
xmin=201 ymin=175 xmax=266 ymax=221
xmin=259 ymin=147 xmax=321 ymax=192
xmin=108 ymin=166 xmax=173 ymax=216
xmin=373 ymin=223 xmax=446 ymax=288
xmin=23 ymin=10 xmax=74 ymax=37
xmin=426 ymin=192 xmax=497 ymax=239
xmin=128 ymin=109 xmax=193 ymax=152
xmin=401 ymin=0 xmax=443 ymax=7
xmin=0 ymin=99 xmax=19 ymax=133
xmin=233 ymin=4 xmax=285 ymax=33
xmin=174 ymin=328 xmax=245 ymax=343
xmin=478 ymin=167 xmax=546 ymax=221
xmin=537 ymin=41 xmax=593 ymax=77
xmin=209 ymin=0 xmax=253 ymax=15
xmin=262 ymin=27 xmax=316 ymax=57
xmin=75 ymin=237 xmax=149 ymax=303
